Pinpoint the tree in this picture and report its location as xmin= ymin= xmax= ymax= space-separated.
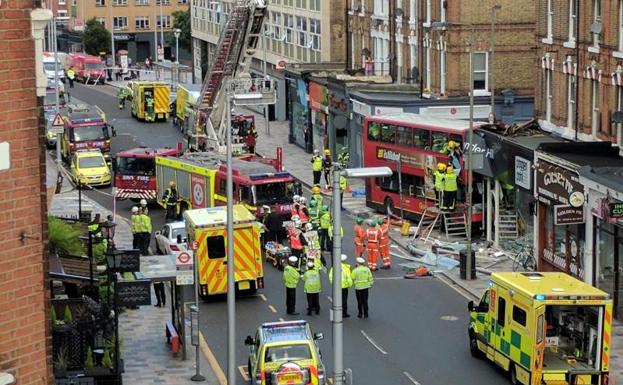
xmin=166 ymin=10 xmax=191 ymax=52
xmin=82 ymin=18 xmax=111 ymax=56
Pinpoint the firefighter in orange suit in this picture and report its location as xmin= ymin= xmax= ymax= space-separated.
xmin=378 ymin=216 xmax=391 ymax=269
xmin=365 ymin=219 xmax=380 ymax=271
xmin=354 ymin=217 xmax=366 ymax=258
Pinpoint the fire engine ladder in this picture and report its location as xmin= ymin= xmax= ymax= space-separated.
xmin=193 ymin=0 xmax=267 ymax=152
xmin=412 ymin=207 xmax=442 ymax=243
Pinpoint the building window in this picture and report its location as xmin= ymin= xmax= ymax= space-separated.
xmin=545 ymin=68 xmax=553 ymax=122
xmin=440 ymin=0 xmax=445 ymax=22
xmin=96 ymin=0 xmax=105 ymax=6
xmin=113 ymin=16 xmax=128 ymax=29
xmin=309 ymin=18 xmax=320 ymax=51
xmin=284 ymin=14 xmax=294 ymax=44
xmin=425 ymin=34 xmax=431 ymax=91
xmin=567 ymin=72 xmax=575 ymax=129
xmin=135 ymin=16 xmax=150 ymax=29
xmin=568 ymin=0 xmax=576 ymax=43
xmin=156 ymin=15 xmax=172 ymax=28
xmin=593 ymin=0 xmax=602 ymax=48
xmin=295 ymin=16 xmax=307 ymax=47
xmin=425 ymin=0 xmax=431 ymax=25
xmin=112 ymin=0 xmax=127 ymax=5
xmin=591 ymin=79 xmax=601 ymax=137
xmin=619 ymin=0 xmax=623 ymax=51
xmin=58 ymin=0 xmax=66 ymax=5
xmin=546 ymin=0 xmax=553 ymax=40
xmin=616 ymin=85 xmax=623 ymax=146
xmin=272 ymin=11 xmax=282 ymax=40
xmin=374 ymin=0 xmax=388 ymax=16
xmin=95 ymin=16 xmax=106 ymax=25
xmin=409 ymin=0 xmax=418 ymax=22
xmin=309 ymin=0 xmax=319 ymax=11
xmin=155 ymin=0 xmax=170 ymax=4
xmin=472 ymin=52 xmax=488 ymax=92
xmin=136 ymin=0 xmax=148 ymax=4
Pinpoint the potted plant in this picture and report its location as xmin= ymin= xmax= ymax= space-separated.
xmin=84 ymin=347 xmax=112 ymax=377
xmin=53 ymin=345 xmax=68 ymax=378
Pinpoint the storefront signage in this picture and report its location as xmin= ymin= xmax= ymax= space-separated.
xmin=328 ymin=93 xmax=348 ymax=113
xmin=309 ymin=82 xmax=328 ymax=113
xmin=536 ymin=161 xmax=584 ymax=206
xmin=376 ymin=147 xmax=425 ymax=168
xmin=514 ymin=156 xmax=531 ymax=189
xmin=374 ymin=106 xmax=403 ymax=115
xmin=351 ymin=99 xmax=371 ymax=116
xmin=554 ymin=205 xmax=585 ymax=225
xmin=609 ymin=202 xmax=623 ymax=218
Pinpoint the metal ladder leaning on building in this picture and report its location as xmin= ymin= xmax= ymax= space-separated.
xmin=190 ymin=0 xmax=268 ymax=153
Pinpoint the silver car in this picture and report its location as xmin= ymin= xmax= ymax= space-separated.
xmin=154 ymin=221 xmax=187 ymax=254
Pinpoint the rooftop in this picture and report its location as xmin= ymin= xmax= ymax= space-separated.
xmin=368 ymin=113 xmax=483 ymax=132
xmin=493 ymin=272 xmax=609 ymax=298
xmin=537 ymin=142 xmax=623 ymax=168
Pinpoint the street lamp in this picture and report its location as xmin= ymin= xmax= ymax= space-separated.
xmin=490 ymin=5 xmax=502 ymax=124
xmin=431 ymin=20 xmax=476 ymax=280
xmin=174 ymin=28 xmax=181 ymax=63
xmin=331 ymin=166 xmax=392 ymax=385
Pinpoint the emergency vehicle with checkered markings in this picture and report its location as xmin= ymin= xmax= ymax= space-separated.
xmin=183 ymin=205 xmax=263 ymax=297
xmin=468 ymin=272 xmax=613 ymax=385
xmin=113 ymin=147 xmax=179 ymax=201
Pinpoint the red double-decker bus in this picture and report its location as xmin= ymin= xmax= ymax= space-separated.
xmin=363 ymin=113 xmax=483 ymax=222
xmin=114 ymin=147 xmax=180 ymax=201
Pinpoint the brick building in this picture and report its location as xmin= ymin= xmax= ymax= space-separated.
xmin=0 ymin=4 xmax=52 ymax=385
xmin=347 ymin=0 xmax=535 ymax=100
xmin=535 ymin=0 xmax=623 ymax=153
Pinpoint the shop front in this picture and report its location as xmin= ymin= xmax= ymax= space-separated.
xmin=287 ymin=77 xmax=310 ymax=152
xmin=580 ymin=165 xmax=623 ymax=319
xmin=534 ymin=154 xmax=587 ymax=280
xmin=327 ymin=79 xmax=349 ymax=160
xmin=308 ymin=80 xmax=329 ymax=153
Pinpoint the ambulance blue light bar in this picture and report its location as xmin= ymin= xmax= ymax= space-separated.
xmin=533 ymin=294 xmax=609 ymax=301
xmin=249 ymin=172 xmax=291 ymax=180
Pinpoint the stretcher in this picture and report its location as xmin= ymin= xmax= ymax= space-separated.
xmin=264 ymin=242 xmax=291 ymax=270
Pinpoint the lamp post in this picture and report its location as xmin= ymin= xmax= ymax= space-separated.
xmin=331 ymin=166 xmax=392 ymax=385
xmin=432 ymin=20 xmax=475 ymax=280
xmin=109 ymin=0 xmax=116 ymax=68
xmin=489 ymin=5 xmax=501 ymax=124
xmin=174 ymin=28 xmax=181 ymax=63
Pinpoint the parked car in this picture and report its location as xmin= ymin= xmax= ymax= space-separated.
xmin=154 ymin=221 xmax=187 ymax=254
xmin=69 ymin=149 xmax=111 ymax=187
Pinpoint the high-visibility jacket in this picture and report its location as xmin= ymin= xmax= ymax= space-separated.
xmin=354 ymin=224 xmax=366 ymax=245
xmin=146 ymin=98 xmax=154 ymax=108
xmin=434 ymin=171 xmax=445 ymax=191
xmin=351 ymin=265 xmax=374 ymax=290
xmin=329 ymin=263 xmax=353 ymax=289
xmin=283 ymin=265 xmax=300 ymax=288
xmin=303 ymin=269 xmax=321 ymax=293
xmin=339 ymin=175 xmax=347 ymax=192
xmin=444 ymin=172 xmax=458 ymax=192
xmin=319 ymin=211 xmax=331 ymax=229
xmin=139 ymin=213 xmax=152 ymax=233
xmin=328 ymin=224 xmax=343 ymax=239
xmin=290 ymin=204 xmax=299 ymax=218
xmin=131 ymin=214 xmax=141 ymax=234
xmin=311 ymin=193 xmax=323 ymax=208
xmin=378 ymin=222 xmax=389 ymax=245
xmin=309 ymin=206 xmax=320 ymax=225
xmin=163 ymin=188 xmax=178 ymax=206
xmin=366 ymin=227 xmax=379 ymax=243
xmin=311 ymin=155 xmax=323 ymax=171
xmin=66 ymin=69 xmax=75 ymax=79
xmin=288 ymin=228 xmax=303 ymax=250
xmin=303 ymin=231 xmax=320 ymax=250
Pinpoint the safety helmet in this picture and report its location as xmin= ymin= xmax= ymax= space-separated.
xmin=446 ymin=166 xmax=454 ymax=173
xmin=324 ymin=149 xmax=331 ymax=156
xmin=309 ymin=199 xmax=317 ymax=208
xmin=307 ymin=261 xmax=315 ymax=268
xmin=169 ymin=181 xmax=176 ymax=187
xmin=294 ymin=220 xmax=302 ymax=228
xmin=140 ymin=199 xmax=148 ymax=207
xmin=312 ymin=186 xmax=321 ymax=194
xmin=291 ymin=215 xmax=300 ymax=222
xmin=340 ymin=254 xmax=348 ymax=262
xmin=288 ymin=256 xmax=298 ymax=265
xmin=305 ymin=223 xmax=313 ymax=231
xmin=341 ymin=146 xmax=348 ymax=152
xmin=366 ymin=219 xmax=374 ymax=226
xmin=356 ymin=257 xmax=366 ymax=265
xmin=355 ymin=217 xmax=363 ymax=224
xmin=322 ymin=205 xmax=329 ymax=212
xmin=131 ymin=206 xmax=139 ymax=213
xmin=293 ymin=195 xmax=301 ymax=203
xmin=448 ymin=140 xmax=457 ymax=150
xmin=299 ymin=197 xmax=306 ymax=204
xmin=314 ymin=149 xmax=320 ymax=155
xmin=437 ymin=163 xmax=447 ymax=172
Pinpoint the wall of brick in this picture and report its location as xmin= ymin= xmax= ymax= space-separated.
xmin=0 ymin=2 xmax=52 ymax=385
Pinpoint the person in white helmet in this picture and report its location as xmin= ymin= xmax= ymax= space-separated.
xmin=329 ymin=254 xmax=353 ymax=318
xmin=140 ymin=199 xmax=148 ymax=211
xmin=131 ymin=206 xmax=141 ymax=249
xmin=302 ymin=260 xmax=321 ymax=315
xmin=283 ymin=256 xmax=301 ymax=315
xmin=351 ymin=257 xmax=374 ymax=318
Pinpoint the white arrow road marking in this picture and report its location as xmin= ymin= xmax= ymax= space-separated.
xmin=360 ymin=330 xmax=387 ymax=355
xmin=268 ymin=305 xmax=277 ymax=313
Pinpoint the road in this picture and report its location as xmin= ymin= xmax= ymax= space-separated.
xmin=66 ymin=83 xmax=509 ymax=385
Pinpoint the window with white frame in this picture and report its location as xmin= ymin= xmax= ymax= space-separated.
xmin=440 ymin=0 xmax=446 ymax=22
xmin=113 ymin=16 xmax=127 ymax=29
xmin=155 ymin=0 xmax=170 ymax=4
xmin=309 ymin=18 xmax=320 ymax=51
xmin=96 ymin=0 xmax=105 ymax=6
xmin=566 ymin=71 xmax=575 ymax=129
xmin=568 ymin=0 xmax=576 ymax=43
xmin=112 ymin=0 xmax=127 ymax=5
xmin=546 ymin=0 xmax=553 ymax=40
xmin=545 ymin=68 xmax=553 ymax=122
xmin=409 ymin=39 xmax=417 ymax=83
xmin=136 ymin=0 xmax=148 ymax=5
xmin=425 ymin=0 xmax=431 ymax=25
xmin=58 ymin=0 xmax=66 ymax=5
xmin=178 ymin=0 xmax=188 ymax=3
xmin=374 ymin=0 xmax=388 ymax=16
xmin=409 ymin=0 xmax=418 ymax=22
xmin=156 ymin=15 xmax=171 ymax=28
xmin=272 ymin=12 xmax=282 ymax=40
xmin=284 ymin=14 xmax=294 ymax=44
xmin=309 ymin=0 xmax=319 ymax=11
xmin=591 ymin=79 xmax=601 ymax=136
xmin=95 ymin=16 xmax=106 ymax=25
xmin=472 ymin=52 xmax=488 ymax=92
xmin=135 ymin=16 xmax=149 ymax=29
xmin=619 ymin=0 xmax=623 ymax=51
xmin=617 ymin=85 xmax=623 ymax=148
xmin=57 ymin=9 xmax=68 ymax=19
xmin=593 ymin=0 xmax=602 ymax=47
xmin=295 ymin=16 xmax=307 ymax=47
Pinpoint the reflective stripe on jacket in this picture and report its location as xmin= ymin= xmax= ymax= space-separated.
xmin=329 ymin=263 xmax=353 ymax=289
xmin=311 ymin=156 xmax=323 ymax=171
xmin=354 ymin=224 xmax=366 ymax=245
xmin=303 ymin=269 xmax=321 ymax=293
xmin=319 ymin=212 xmax=331 ymax=229
xmin=366 ymin=227 xmax=379 ymax=243
xmin=283 ymin=265 xmax=300 ymax=288
xmin=434 ymin=171 xmax=445 ymax=191
xmin=351 ymin=266 xmax=374 ymax=290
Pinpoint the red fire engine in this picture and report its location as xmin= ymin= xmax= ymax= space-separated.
xmin=114 ymin=147 xmax=179 ymax=201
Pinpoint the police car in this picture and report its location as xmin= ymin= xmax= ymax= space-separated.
xmin=245 ymin=320 xmax=325 ymax=385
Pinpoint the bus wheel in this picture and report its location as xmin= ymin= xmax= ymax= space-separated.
xmin=384 ymin=197 xmax=394 ymax=216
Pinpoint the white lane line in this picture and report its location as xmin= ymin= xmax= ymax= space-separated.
xmin=259 ymin=294 xmax=267 ymax=301
xmin=403 ymin=371 xmax=421 ymax=385
xmin=268 ymin=305 xmax=277 ymax=313
xmin=360 ymin=330 xmax=387 ymax=355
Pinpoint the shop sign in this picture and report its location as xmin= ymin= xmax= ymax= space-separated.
xmin=554 ymin=205 xmax=584 ymax=225
xmin=609 ymin=201 xmax=623 ymax=218
xmin=309 ymin=82 xmax=328 ymax=113
xmin=376 ymin=147 xmax=426 ymax=168
xmin=352 ymin=99 xmax=371 ymax=116
xmin=374 ymin=106 xmax=403 ymax=115
xmin=536 ymin=161 xmax=584 ymax=206
xmin=514 ymin=156 xmax=531 ymax=189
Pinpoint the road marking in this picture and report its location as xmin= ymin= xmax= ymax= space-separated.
xmin=259 ymin=294 xmax=267 ymax=301
xmin=327 ymin=378 xmax=334 ymax=384
xmin=375 ymin=276 xmax=405 ymax=280
xmin=268 ymin=305 xmax=277 ymax=313
xmin=403 ymin=371 xmax=421 ymax=385
xmin=436 ymin=274 xmax=476 ymax=301
xmin=440 ymin=315 xmax=459 ymax=321
xmin=199 ymin=331 xmax=227 ymax=385
xmin=360 ymin=330 xmax=387 ymax=355
xmin=278 ymin=317 xmax=285 ymax=322
xmin=238 ymin=365 xmax=250 ymax=381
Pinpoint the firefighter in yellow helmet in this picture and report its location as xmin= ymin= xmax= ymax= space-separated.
xmin=163 ymin=181 xmax=179 ymax=220
xmin=434 ymin=163 xmax=447 ymax=209
xmin=322 ymin=149 xmax=332 ymax=189
xmin=444 ymin=166 xmax=458 ymax=210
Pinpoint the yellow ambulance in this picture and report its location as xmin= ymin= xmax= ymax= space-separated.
xmin=468 ymin=272 xmax=613 ymax=385
xmin=183 ymin=205 xmax=264 ymax=297
xmin=129 ymin=81 xmax=170 ymax=121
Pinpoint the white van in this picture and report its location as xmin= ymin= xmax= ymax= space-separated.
xmin=42 ymin=54 xmax=66 ymax=82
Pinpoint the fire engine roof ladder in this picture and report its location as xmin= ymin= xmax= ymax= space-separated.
xmin=192 ymin=0 xmax=267 ymax=153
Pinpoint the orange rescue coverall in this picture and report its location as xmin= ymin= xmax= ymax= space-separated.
xmin=366 ymin=225 xmax=380 ymax=270
xmin=354 ymin=223 xmax=366 ymax=258
xmin=378 ymin=221 xmax=391 ymax=268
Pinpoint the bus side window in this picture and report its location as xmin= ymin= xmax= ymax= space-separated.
xmin=368 ymin=122 xmax=381 ymax=141
xmin=396 ymin=126 xmax=413 ymax=147
xmin=413 ymin=129 xmax=430 ymax=150
xmin=431 ymin=132 xmax=448 ymax=153
xmin=380 ymin=124 xmax=396 ymax=144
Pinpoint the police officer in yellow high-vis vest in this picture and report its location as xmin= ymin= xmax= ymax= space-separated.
xmin=329 ymin=254 xmax=353 ymax=318
xmin=351 ymin=257 xmax=374 ymax=318
xmin=302 ymin=261 xmax=321 ymax=315
xmin=311 ymin=149 xmax=323 ymax=185
xmin=283 ymin=256 xmax=301 ymax=315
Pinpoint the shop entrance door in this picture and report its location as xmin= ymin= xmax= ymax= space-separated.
xmin=617 ymin=240 xmax=622 ymax=318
